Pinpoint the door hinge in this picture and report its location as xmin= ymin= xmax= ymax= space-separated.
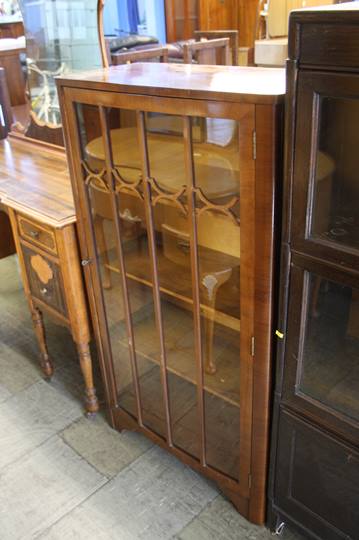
xmin=252 ymin=130 xmax=257 ymax=160
xmin=251 ymin=336 xmax=255 ymax=357
xmin=248 ymin=473 xmax=252 ymax=489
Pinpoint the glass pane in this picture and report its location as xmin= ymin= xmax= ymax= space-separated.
xmin=76 ymin=106 xmax=242 ymax=475
xmin=76 ymin=104 xmax=135 ymax=416
xmin=299 ymin=272 xmax=359 ymax=422
xmin=76 ymin=104 xmax=166 ymax=438
xmin=193 ymin=116 xmax=241 ymax=478
xmin=146 ymin=113 xmax=200 ymax=458
xmin=311 ymin=97 xmax=359 ymax=251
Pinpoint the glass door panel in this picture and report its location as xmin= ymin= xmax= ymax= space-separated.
xmin=192 ymin=116 xmax=241 ymax=479
xmin=75 ymin=103 xmax=137 ymax=418
xmin=145 ymin=113 xmax=200 ymax=459
xmin=106 ymin=109 xmax=166 ymax=438
xmin=292 ymin=71 xmax=359 ymax=268
xmin=76 ymin=103 xmax=166 ymax=438
xmin=283 ymin=259 xmax=359 ymax=439
xmin=75 ymin=103 xmax=243 ymax=476
xmin=311 ymin=97 xmax=359 ymax=251
xmin=299 ymin=272 xmax=359 ymax=422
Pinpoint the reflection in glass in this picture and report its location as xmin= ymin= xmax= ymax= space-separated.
xmin=145 ymin=113 xmax=199 ymax=457
xmin=192 ymin=117 xmax=240 ymax=477
xmin=312 ymin=97 xmax=359 ymax=250
xmin=19 ymin=0 xmax=102 ymax=126
xmin=77 ymin=106 xmax=242 ymax=473
xmin=300 ymin=273 xmax=359 ymax=422
xmin=77 ymin=104 xmax=166 ymax=436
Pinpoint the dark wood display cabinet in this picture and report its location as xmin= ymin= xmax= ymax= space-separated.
xmin=57 ymin=63 xmax=285 ymax=524
xmin=268 ymin=5 xmax=359 ymax=540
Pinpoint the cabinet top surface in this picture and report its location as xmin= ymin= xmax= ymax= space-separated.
xmin=0 ymin=137 xmax=75 ymax=228
xmin=56 ymin=63 xmax=285 ymax=104
xmin=291 ymin=1 xmax=359 ymax=18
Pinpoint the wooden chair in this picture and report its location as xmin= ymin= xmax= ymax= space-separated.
xmin=162 ymin=223 xmax=234 ymax=375
xmin=111 ymin=46 xmax=169 ymax=65
xmin=183 ymin=37 xmax=231 ymax=65
xmin=194 ymin=30 xmax=239 ymax=65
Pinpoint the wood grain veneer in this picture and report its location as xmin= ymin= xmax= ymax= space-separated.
xmin=0 ymin=136 xmax=99 ymax=414
xmin=58 ymin=63 xmax=284 ymax=523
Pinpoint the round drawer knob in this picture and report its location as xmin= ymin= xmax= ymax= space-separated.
xmin=40 ymin=287 xmax=48 ymax=295
xmin=30 ymin=230 xmax=40 ymax=239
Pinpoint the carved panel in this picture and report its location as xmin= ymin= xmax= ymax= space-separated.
xmin=22 ymin=244 xmax=68 ymax=316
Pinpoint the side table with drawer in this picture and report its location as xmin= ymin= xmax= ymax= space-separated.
xmin=0 ymin=137 xmax=99 ymax=415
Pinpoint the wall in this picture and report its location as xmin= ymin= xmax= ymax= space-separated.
xmin=144 ymin=0 xmax=166 ymax=43
xmin=103 ymin=0 xmax=165 ymax=41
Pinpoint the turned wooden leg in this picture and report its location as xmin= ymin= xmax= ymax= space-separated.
xmin=94 ymin=214 xmax=111 ymax=289
xmin=201 ymin=269 xmax=232 ymax=375
xmin=76 ymin=341 xmax=99 ymax=415
xmin=31 ymin=307 xmax=54 ymax=378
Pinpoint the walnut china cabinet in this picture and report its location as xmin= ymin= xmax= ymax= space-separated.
xmin=57 ymin=63 xmax=284 ymax=523
xmin=268 ymin=5 xmax=359 ymax=540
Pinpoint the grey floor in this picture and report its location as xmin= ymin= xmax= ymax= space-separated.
xmin=0 ymin=254 xmax=305 ymax=540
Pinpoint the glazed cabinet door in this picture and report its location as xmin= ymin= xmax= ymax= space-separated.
xmin=291 ymin=71 xmax=359 ymax=268
xmin=62 ymin=90 xmax=258 ymax=507
xmin=282 ymin=254 xmax=359 ymax=443
xmin=282 ymin=69 xmax=359 ymax=443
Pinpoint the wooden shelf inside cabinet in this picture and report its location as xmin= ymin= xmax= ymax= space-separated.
xmin=103 ymin=238 xmax=241 ymax=331
xmin=103 ymin=272 xmax=240 ymax=407
xmin=57 ymin=62 xmax=285 ymax=524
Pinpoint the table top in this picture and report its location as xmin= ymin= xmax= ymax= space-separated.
xmin=56 ymin=63 xmax=286 ymax=105
xmin=0 ymin=136 xmax=76 ymax=228
xmin=86 ymin=125 xmax=240 ymax=199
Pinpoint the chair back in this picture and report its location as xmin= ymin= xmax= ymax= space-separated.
xmin=183 ymin=37 xmax=231 ymax=65
xmin=111 ymin=47 xmax=169 ymax=65
xmin=194 ymin=30 xmax=239 ymax=65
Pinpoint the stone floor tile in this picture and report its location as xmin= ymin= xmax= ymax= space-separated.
xmin=0 ymin=435 xmax=107 ymax=540
xmin=0 ymin=383 xmax=12 ymax=403
xmin=0 ymin=339 xmax=43 ymax=394
xmin=176 ymin=496 xmax=257 ymax=540
xmin=0 ymin=379 xmax=82 ymax=470
xmin=50 ymin=360 xmax=89 ymax=410
xmin=0 ymin=254 xmax=22 ymax=293
xmin=246 ymin=522 xmax=305 ymax=540
xmin=177 ymin=495 xmax=306 ymax=540
xmin=0 ymin=258 xmax=81 ymax=371
xmin=38 ymin=445 xmax=218 ymax=540
xmin=42 ymin=323 xmax=82 ymax=368
xmin=61 ymin=414 xmax=153 ymax=478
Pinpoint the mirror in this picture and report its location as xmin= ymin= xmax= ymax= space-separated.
xmin=18 ymin=0 xmax=104 ymax=130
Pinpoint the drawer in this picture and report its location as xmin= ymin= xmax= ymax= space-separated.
xmin=22 ymin=244 xmax=68 ymax=317
xmin=17 ymin=215 xmax=57 ymax=255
